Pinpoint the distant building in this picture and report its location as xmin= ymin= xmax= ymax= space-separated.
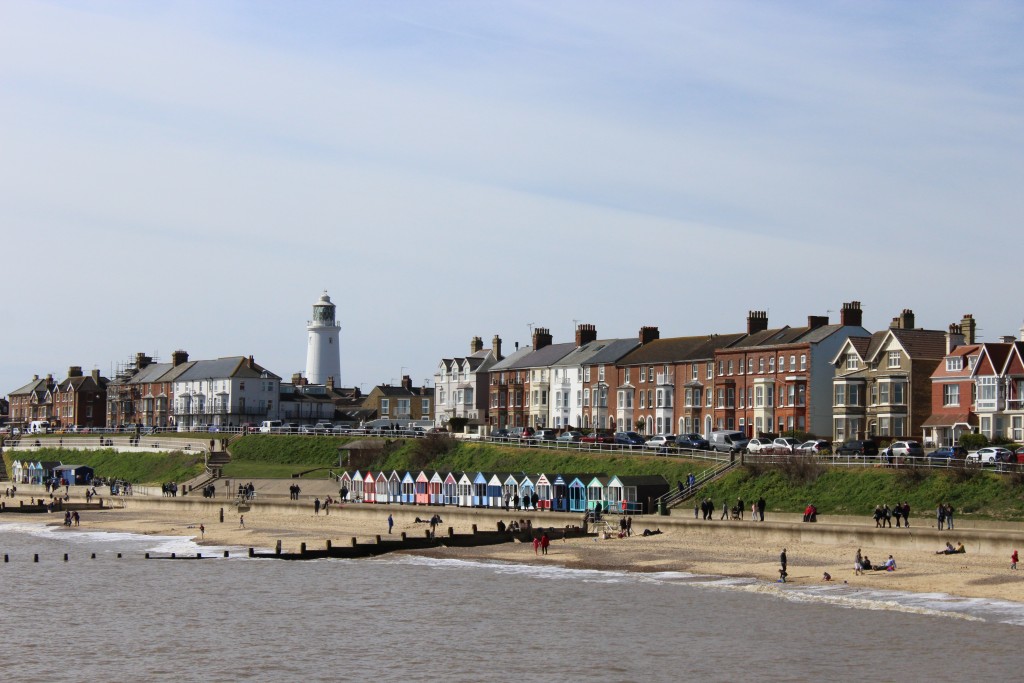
xmin=280 ymin=375 xmax=364 ymax=426
xmin=106 ymin=350 xmax=193 ymax=428
xmin=171 ymin=356 xmax=281 ymax=430
xmin=305 ymin=291 xmax=342 ymax=386
xmin=7 ymin=374 xmax=58 ymax=427
xmin=53 ymin=366 xmax=109 ymax=430
xmin=362 ymin=376 xmax=432 ymax=424
xmin=434 ymin=336 xmax=503 ymax=432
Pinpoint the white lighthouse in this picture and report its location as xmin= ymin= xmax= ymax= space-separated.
xmin=305 ymin=291 xmax=341 ymax=385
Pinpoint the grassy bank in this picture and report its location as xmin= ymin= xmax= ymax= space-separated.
xmin=699 ymin=464 xmax=1024 ymax=521
xmin=2 ymin=448 xmax=205 ymax=485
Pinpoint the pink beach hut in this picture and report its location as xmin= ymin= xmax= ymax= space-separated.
xmin=414 ymin=471 xmax=431 ymax=505
xmin=443 ymin=472 xmax=459 ymax=506
xmin=534 ymin=473 xmax=553 ymax=510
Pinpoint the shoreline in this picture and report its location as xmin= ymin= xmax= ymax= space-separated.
xmin=4 ymin=493 xmax=1022 ymax=604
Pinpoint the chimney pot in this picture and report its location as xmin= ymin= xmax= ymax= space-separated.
xmin=840 ymin=301 xmax=863 ymax=328
xmin=575 ymin=324 xmax=598 ymax=347
xmin=639 ymin=326 xmax=660 ymax=345
xmin=491 ymin=335 xmax=503 ymax=361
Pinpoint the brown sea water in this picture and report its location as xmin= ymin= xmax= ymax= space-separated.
xmin=2 ymin=520 xmax=1022 ymax=682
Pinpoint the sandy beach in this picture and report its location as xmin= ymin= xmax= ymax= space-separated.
xmin=8 ymin=492 xmax=1023 ymax=604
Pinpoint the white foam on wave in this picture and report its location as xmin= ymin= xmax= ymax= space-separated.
xmin=382 ymin=553 xmax=1024 ymax=626
xmin=0 ymin=519 xmax=255 ymax=555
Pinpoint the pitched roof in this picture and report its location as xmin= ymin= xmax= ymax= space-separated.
xmin=552 ymin=338 xmax=640 ymax=368
xmin=489 ymin=344 xmax=535 ymax=372
xmin=886 ymin=328 xmax=948 ymax=360
xmin=8 ymin=377 xmax=51 ymax=397
xmin=509 ymin=342 xmax=575 ymax=369
xmin=618 ymin=333 xmax=746 ymax=365
xmin=174 ymin=357 xmax=281 ymax=382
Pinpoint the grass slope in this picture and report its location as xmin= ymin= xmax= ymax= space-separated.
xmin=2 ymin=448 xmax=205 ymax=485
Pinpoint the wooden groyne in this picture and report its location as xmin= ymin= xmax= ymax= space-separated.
xmin=0 ymin=500 xmax=106 ymax=514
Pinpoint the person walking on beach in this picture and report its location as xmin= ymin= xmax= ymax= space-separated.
xmin=387 ymin=513 xmax=394 ymax=534
xmin=72 ymin=511 xmax=79 ymax=527
xmin=314 ymin=498 xmax=321 ymax=516
xmin=720 ymin=499 xmax=729 ymax=520
xmin=855 ymin=548 xmax=863 ymax=576
xmin=779 ymin=548 xmax=788 ymax=583
xmin=736 ymin=498 xmax=744 ymax=521
xmin=1012 ymin=549 xmax=1018 ymax=570
xmin=533 ymin=535 xmax=540 ymax=555
xmin=757 ymin=496 xmax=766 ymax=522
xmin=694 ymin=500 xmax=700 ymax=519
xmin=239 ymin=515 xmax=245 ymax=528
xmin=902 ymin=501 xmax=911 ymax=527
xmin=540 ymin=533 xmax=550 ymax=555
xmin=199 ymin=524 xmax=205 ymax=539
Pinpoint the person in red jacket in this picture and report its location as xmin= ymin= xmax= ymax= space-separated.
xmin=1012 ymin=549 xmax=1018 ymax=570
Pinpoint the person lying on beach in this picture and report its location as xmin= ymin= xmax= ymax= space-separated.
xmin=936 ymin=542 xmax=955 ymax=555
xmin=641 ymin=528 xmax=662 ymax=536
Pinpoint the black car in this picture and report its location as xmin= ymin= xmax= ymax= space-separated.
xmin=675 ymin=433 xmax=710 ymax=450
xmin=836 ymin=439 xmax=879 ymax=456
xmin=491 ymin=428 xmax=510 ymax=441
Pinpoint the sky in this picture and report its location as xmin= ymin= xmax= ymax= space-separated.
xmin=2 ymin=1 xmax=1023 ymax=397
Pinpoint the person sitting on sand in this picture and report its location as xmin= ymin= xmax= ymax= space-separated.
xmin=876 ymin=555 xmax=897 ymax=571
xmin=861 ymin=556 xmax=873 ymax=571
xmin=822 ymin=572 xmax=832 ymax=581
xmin=954 ymin=542 xmax=965 ymax=554
xmin=936 ymin=542 xmax=955 ymax=555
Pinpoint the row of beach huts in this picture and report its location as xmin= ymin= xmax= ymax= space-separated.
xmin=334 ymin=470 xmax=669 ymax=514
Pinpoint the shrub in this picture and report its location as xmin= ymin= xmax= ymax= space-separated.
xmin=778 ymin=454 xmax=824 ymax=485
xmin=959 ymin=433 xmax=989 ymax=451
xmin=408 ymin=433 xmax=456 ymax=469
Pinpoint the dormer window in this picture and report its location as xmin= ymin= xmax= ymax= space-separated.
xmin=946 ymin=357 xmax=963 ymax=372
xmin=888 ymin=350 xmax=901 ymax=368
xmin=845 ymin=353 xmax=858 ymax=370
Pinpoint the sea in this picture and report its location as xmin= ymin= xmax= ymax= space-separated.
xmin=2 ymin=519 xmax=1022 ymax=682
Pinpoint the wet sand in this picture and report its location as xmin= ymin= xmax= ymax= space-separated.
xmin=16 ymin=493 xmax=1021 ymax=604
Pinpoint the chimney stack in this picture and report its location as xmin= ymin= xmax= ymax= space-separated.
xmin=401 ymin=375 xmax=413 ymax=391
xmin=945 ymin=323 xmax=965 ymax=355
xmin=291 ymin=373 xmax=304 ymax=384
xmin=91 ymin=369 xmax=100 ymax=383
xmin=1000 ymin=336 xmax=1016 ymax=344
xmin=961 ymin=314 xmax=976 ymax=344
xmin=747 ymin=311 xmax=768 ymax=334
xmin=890 ymin=309 xmax=915 ymax=330
xmin=470 ymin=336 xmax=484 ymax=354
xmin=639 ymin=326 xmax=660 ymax=345
xmin=171 ymin=350 xmax=189 ymax=367
xmin=326 ymin=376 xmax=335 ymax=391
xmin=247 ymin=355 xmax=255 ymax=369
xmin=135 ymin=352 xmax=152 ymax=369
xmin=68 ymin=366 xmax=83 ymax=378
xmin=576 ymin=324 xmax=597 ymax=347
xmin=807 ymin=315 xmax=829 ymax=330
xmin=532 ymin=327 xmax=552 ymax=351
xmin=491 ymin=335 xmax=503 ymax=361
xmin=840 ymin=301 xmax=863 ymax=328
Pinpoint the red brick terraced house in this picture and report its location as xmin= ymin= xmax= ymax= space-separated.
xmin=7 ymin=374 xmax=58 ymax=428
xmin=922 ymin=319 xmax=982 ymax=447
xmin=712 ymin=302 xmax=868 ymax=438
xmin=52 ymin=366 xmax=109 ymax=430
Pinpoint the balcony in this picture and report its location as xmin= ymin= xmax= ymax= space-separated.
xmin=656 ymin=372 xmax=674 ymax=386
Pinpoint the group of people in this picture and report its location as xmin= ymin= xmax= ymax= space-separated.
xmin=935 ymin=542 xmax=966 ymax=555
xmin=936 ymin=503 xmax=955 ymax=530
xmin=854 ymin=548 xmax=897 ymax=573
xmin=802 ymin=503 xmax=818 ymax=523
xmin=872 ymin=502 xmax=912 ymax=528
xmin=62 ymin=510 xmax=80 ymax=527
xmin=532 ymin=533 xmax=551 ymax=555
xmin=696 ymin=496 xmax=767 ymax=521
xmin=496 ymin=518 xmax=531 ymax=535
xmin=675 ymin=473 xmax=697 ymax=495
xmin=313 ymin=496 xmax=337 ymax=515
xmin=236 ymin=482 xmax=256 ymax=500
xmin=288 ymin=484 xmax=302 ymax=500
xmin=500 ymin=492 xmax=540 ymax=511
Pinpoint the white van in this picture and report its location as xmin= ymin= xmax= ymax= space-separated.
xmin=28 ymin=420 xmax=51 ymax=434
xmin=259 ymin=420 xmax=283 ymax=434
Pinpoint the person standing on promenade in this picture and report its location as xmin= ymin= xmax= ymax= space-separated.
xmin=757 ymin=496 xmax=766 ymax=522
xmin=736 ymin=498 xmax=744 ymax=521
xmin=314 ymin=497 xmax=321 ymax=516
xmin=936 ymin=503 xmax=945 ymax=530
xmin=720 ymin=499 xmax=729 ymax=520
xmin=1012 ymin=549 xmax=1018 ymax=570
xmin=893 ymin=503 xmax=903 ymax=528
xmin=387 ymin=513 xmax=394 ymax=534
xmin=902 ymin=501 xmax=911 ymax=527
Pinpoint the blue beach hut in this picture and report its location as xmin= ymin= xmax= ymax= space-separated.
xmin=518 ymin=474 xmax=535 ymax=509
xmin=567 ymin=476 xmax=588 ymax=512
xmin=502 ymin=474 xmax=520 ymax=505
xmin=472 ymin=472 xmax=489 ymax=507
xmin=486 ymin=474 xmax=505 ymax=508
xmin=400 ymin=471 xmax=416 ymax=504
xmin=550 ymin=474 xmax=570 ymax=512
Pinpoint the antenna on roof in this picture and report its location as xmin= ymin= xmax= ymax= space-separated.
xmin=527 ymin=322 xmax=534 ymax=334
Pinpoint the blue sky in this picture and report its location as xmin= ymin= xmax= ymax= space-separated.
xmin=2 ymin=1 xmax=1023 ymax=396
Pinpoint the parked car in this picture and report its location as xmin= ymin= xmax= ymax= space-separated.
xmin=675 ymin=433 xmax=710 ymax=450
xmin=534 ymin=428 xmax=557 ymax=441
xmin=313 ymin=422 xmax=334 ymax=434
xmin=614 ymin=431 xmax=645 ymax=446
xmin=772 ymin=437 xmax=801 ymax=453
xmin=796 ymin=439 xmax=830 ymax=455
xmin=490 ymin=428 xmax=510 ymax=440
xmin=507 ymin=426 xmax=536 ymax=441
xmin=836 ymin=439 xmax=879 ymax=456
xmin=709 ymin=430 xmax=750 ymax=454
xmin=745 ymin=437 xmax=775 ymax=454
xmin=967 ymin=447 xmax=1013 ymax=464
xmin=890 ymin=440 xmax=925 ymax=457
xmin=299 ymin=424 xmax=316 ymax=434
xmin=928 ymin=445 xmax=967 ymax=462
xmin=644 ymin=435 xmax=676 ymax=450
xmin=556 ymin=431 xmax=583 ymax=442
xmin=581 ymin=430 xmax=615 ymax=444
